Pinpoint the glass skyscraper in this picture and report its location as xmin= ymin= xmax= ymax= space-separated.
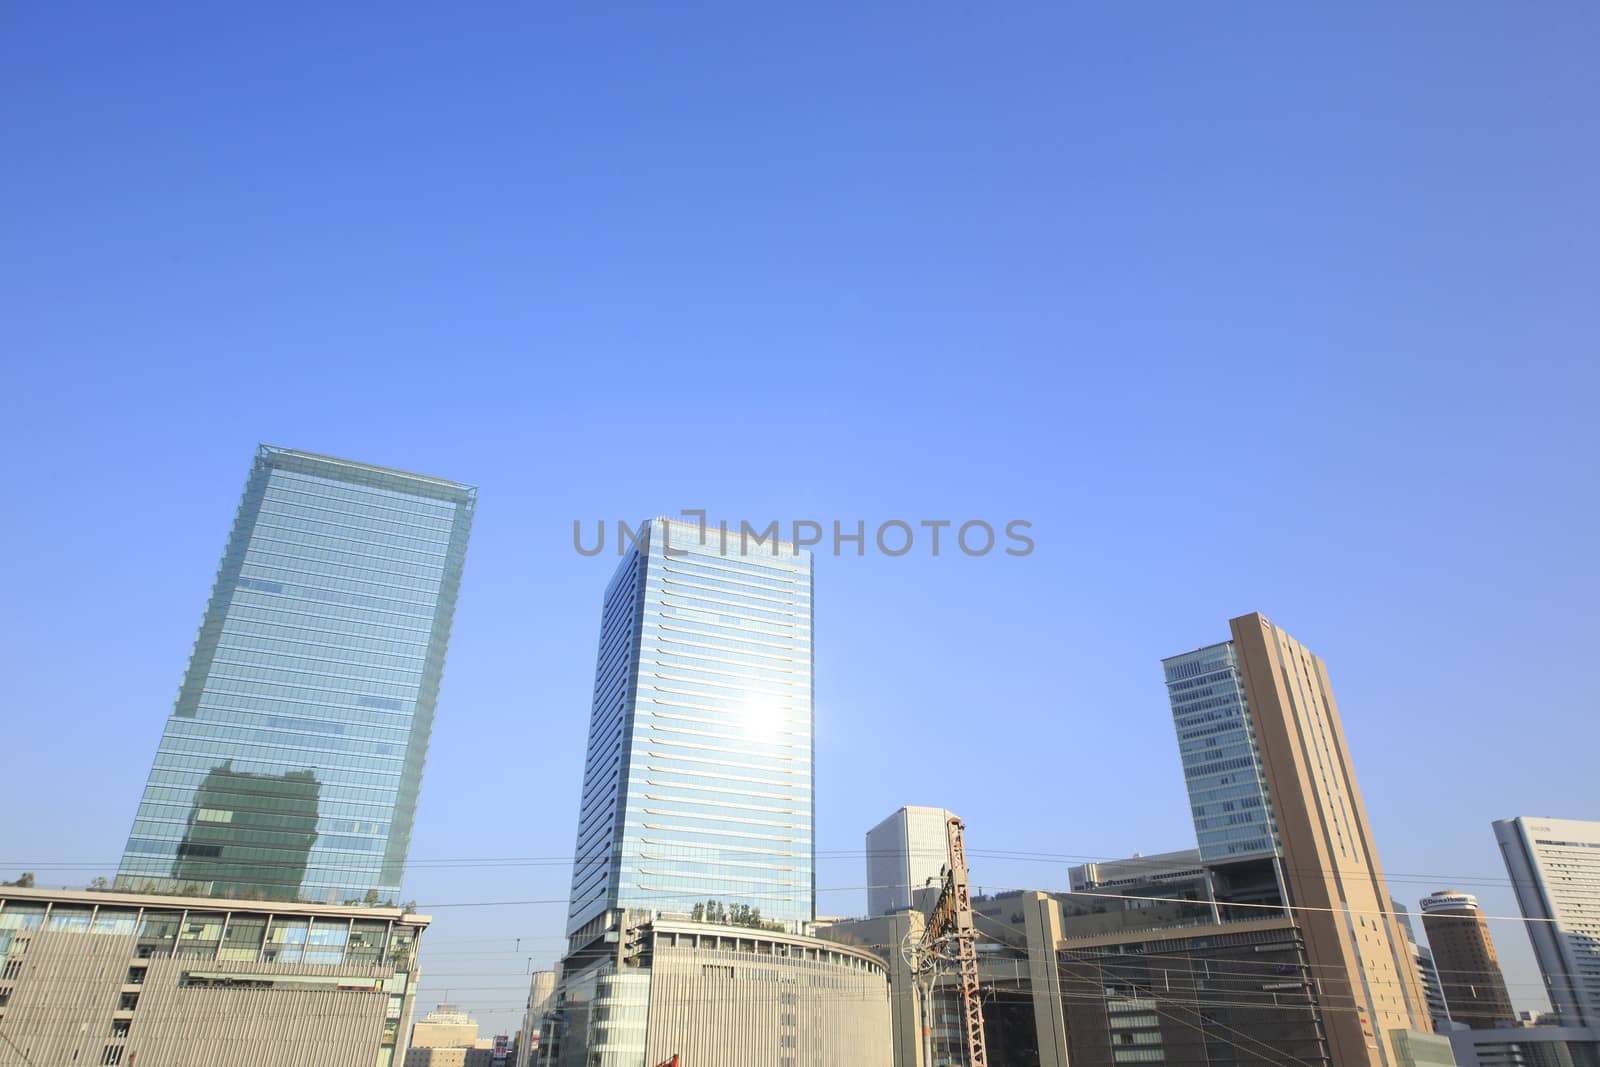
xmin=567 ymin=518 xmax=814 ymax=935
xmin=1161 ymin=640 xmax=1280 ymax=863
xmin=116 ymin=445 xmax=475 ymax=904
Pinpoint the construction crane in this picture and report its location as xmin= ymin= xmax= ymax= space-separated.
xmin=913 ymin=816 xmax=989 ymax=1067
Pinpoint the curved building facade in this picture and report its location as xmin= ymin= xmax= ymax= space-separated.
xmin=1420 ymin=890 xmax=1518 ymax=1029
xmin=548 ymin=913 xmax=891 ymax=1067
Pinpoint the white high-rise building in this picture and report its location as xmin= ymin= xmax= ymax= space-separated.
xmin=865 ymin=805 xmax=958 ymax=916
xmin=1494 ymin=816 xmax=1600 ymax=1028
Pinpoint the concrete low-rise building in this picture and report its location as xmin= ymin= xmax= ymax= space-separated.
xmin=0 ymin=885 xmax=428 ymax=1067
xmin=406 ymin=1004 xmax=496 ymax=1066
xmin=546 ymin=910 xmax=893 ymax=1066
xmin=821 ymin=884 xmax=1460 ymax=1067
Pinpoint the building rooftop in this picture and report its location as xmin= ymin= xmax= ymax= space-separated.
xmin=0 ymin=884 xmax=431 ymax=925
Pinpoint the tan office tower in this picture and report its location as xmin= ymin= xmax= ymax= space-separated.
xmin=1419 ymin=890 xmax=1517 ymax=1028
xmin=1165 ymin=613 xmax=1432 ymax=1067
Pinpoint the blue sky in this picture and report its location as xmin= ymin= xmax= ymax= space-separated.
xmin=3 ymin=2 xmax=1597 ymax=1029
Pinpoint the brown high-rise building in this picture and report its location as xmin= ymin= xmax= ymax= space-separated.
xmin=1164 ymin=613 xmax=1433 ymax=1067
xmin=1420 ymin=890 xmax=1518 ymax=1029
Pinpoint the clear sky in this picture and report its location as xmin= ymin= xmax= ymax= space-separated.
xmin=3 ymin=1 xmax=1597 ymax=1031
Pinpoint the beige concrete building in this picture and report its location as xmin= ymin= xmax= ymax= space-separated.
xmin=1165 ymin=614 xmax=1433 ymax=1065
xmin=549 ymin=910 xmax=892 ymax=1066
xmin=819 ymin=892 xmax=1071 ymax=1067
xmin=1420 ymin=891 xmax=1518 ymax=1029
xmin=1228 ymin=614 xmax=1433 ymax=1062
xmin=412 ymin=1004 xmax=481 ymax=1049
xmin=0 ymin=885 xmax=428 ymax=1067
xmin=405 ymin=1004 xmax=495 ymax=1067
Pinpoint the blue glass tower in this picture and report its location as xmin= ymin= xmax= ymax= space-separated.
xmin=567 ymin=518 xmax=814 ymax=934
xmin=116 ymin=445 xmax=475 ymax=904
xmin=1160 ymin=641 xmax=1280 ymax=863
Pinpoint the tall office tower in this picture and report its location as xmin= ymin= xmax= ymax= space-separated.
xmin=865 ymin=806 xmax=958 ymax=916
xmin=117 ymin=446 xmax=476 ymax=904
xmin=566 ymin=518 xmax=814 ymax=935
xmin=1495 ymin=817 xmax=1600 ymax=1028
xmin=1394 ymin=897 xmax=1452 ymax=1028
xmin=1420 ymin=890 xmax=1517 ymax=1029
xmin=1163 ymin=613 xmax=1431 ymax=1067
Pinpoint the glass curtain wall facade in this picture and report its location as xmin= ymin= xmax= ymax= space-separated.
xmin=1161 ymin=641 xmax=1280 ymax=863
xmin=117 ymin=445 xmax=476 ymax=904
xmin=567 ymin=518 xmax=814 ymax=934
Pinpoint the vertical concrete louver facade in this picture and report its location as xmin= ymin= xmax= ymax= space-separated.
xmin=547 ymin=914 xmax=891 ymax=1066
xmin=1227 ymin=613 xmax=1431 ymax=1065
xmin=640 ymin=921 xmax=893 ymax=1066
xmin=0 ymin=886 xmax=428 ymax=1067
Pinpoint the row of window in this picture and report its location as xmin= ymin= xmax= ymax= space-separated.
xmin=651 ymin=536 xmax=810 ymax=581
xmin=268 ymin=465 xmax=465 ymax=518
xmin=155 ymin=732 xmax=406 ymax=775
xmin=188 ymin=705 xmax=413 ymax=744
xmin=218 ymin=614 xmax=433 ymax=661
xmin=649 ymin=626 xmax=808 ymax=668
xmin=148 ymin=751 xmax=404 ymax=790
xmin=637 ymin=760 xmax=811 ymax=794
xmin=244 ymin=541 xmax=448 ymax=594
xmin=136 ymin=774 xmax=400 ymax=812
xmin=257 ymin=485 xmax=458 ymax=542
xmin=642 ymin=717 xmax=808 ymax=750
xmin=214 ymin=636 xmax=430 ymax=682
xmin=225 ymin=599 xmax=436 ymax=642
xmin=640 ymin=678 xmax=809 ymax=714
xmin=654 ymin=609 xmax=808 ymax=646
xmin=652 ymin=585 xmax=807 ymax=628
xmin=236 ymin=569 xmax=442 ymax=617
xmin=165 ymin=720 xmax=405 ymax=760
xmin=246 ymin=524 xmax=449 ymax=583
xmin=641 ymin=726 xmax=809 ymax=763
xmin=202 ymin=667 xmax=420 ymax=705
xmin=187 ymin=690 xmax=416 ymax=730
xmin=646 ymin=650 xmax=808 ymax=686
xmin=655 ymin=569 xmax=808 ymax=612
xmin=251 ymin=510 xmax=452 ymax=561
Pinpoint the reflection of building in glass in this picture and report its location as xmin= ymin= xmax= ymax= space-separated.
xmin=170 ymin=762 xmax=321 ymax=900
xmin=117 ymin=445 xmax=476 ymax=904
